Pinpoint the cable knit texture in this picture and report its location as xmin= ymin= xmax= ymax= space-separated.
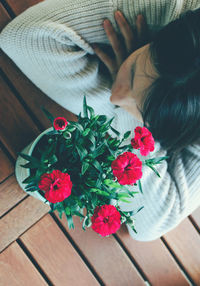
xmin=0 ymin=0 xmax=200 ymax=241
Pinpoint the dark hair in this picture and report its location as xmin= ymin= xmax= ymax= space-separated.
xmin=142 ymin=7 xmax=200 ymax=154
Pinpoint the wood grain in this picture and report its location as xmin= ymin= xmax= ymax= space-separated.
xmin=0 ymin=175 xmax=26 ymax=217
xmin=0 ymin=196 xmax=49 ymax=252
xmin=0 ymin=147 xmax=14 ymax=182
xmin=116 ymin=223 xmax=190 ymax=286
xmin=163 ymin=218 xmax=200 ymax=286
xmin=0 ymin=74 xmax=40 ymax=159
xmin=56 ymin=212 xmax=146 ymax=286
xmin=20 ymin=214 xmax=100 ymax=286
xmin=0 ymin=241 xmax=47 ymax=286
xmin=0 ymin=49 xmax=77 ymax=131
xmin=190 ymin=207 xmax=200 ymax=230
xmin=0 ymin=3 xmax=10 ymax=30
xmin=5 ymin=0 xmax=43 ymax=16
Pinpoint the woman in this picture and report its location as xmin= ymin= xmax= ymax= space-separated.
xmin=0 ymin=0 xmax=200 ymax=241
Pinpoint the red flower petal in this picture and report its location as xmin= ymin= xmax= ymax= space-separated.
xmin=53 ymin=117 xmax=68 ymax=130
xmin=91 ymin=205 xmax=121 ymax=236
xmin=131 ymin=126 xmax=155 ymax=156
xmin=38 ymin=169 xmax=72 ymax=203
xmin=111 ymin=152 xmax=142 ymax=185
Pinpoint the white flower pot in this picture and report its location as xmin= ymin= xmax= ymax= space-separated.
xmin=15 ymin=127 xmax=54 ymax=205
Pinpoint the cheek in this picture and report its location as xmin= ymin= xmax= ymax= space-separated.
xmin=110 ymin=83 xmax=130 ymax=105
xmin=110 ymin=64 xmax=131 ymax=105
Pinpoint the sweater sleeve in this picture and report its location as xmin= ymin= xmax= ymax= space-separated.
xmin=110 ymin=108 xmax=200 ymax=241
xmin=1 ymin=0 xmax=200 ymax=118
xmin=0 ymin=0 xmax=116 ymax=118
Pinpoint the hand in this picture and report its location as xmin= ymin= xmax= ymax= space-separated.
xmin=92 ymin=11 xmax=149 ymax=82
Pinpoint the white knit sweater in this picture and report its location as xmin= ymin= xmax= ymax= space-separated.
xmin=1 ymin=0 xmax=200 ymax=241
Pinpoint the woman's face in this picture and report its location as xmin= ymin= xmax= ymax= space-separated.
xmin=110 ymin=43 xmax=158 ymax=122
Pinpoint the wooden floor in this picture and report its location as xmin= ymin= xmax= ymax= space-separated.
xmin=0 ymin=1 xmax=200 ymax=285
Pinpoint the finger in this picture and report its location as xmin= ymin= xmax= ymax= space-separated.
xmin=92 ymin=44 xmax=118 ymax=77
xmin=136 ymin=14 xmax=149 ymax=46
xmin=103 ymin=19 xmax=126 ymax=66
xmin=114 ymin=11 xmax=136 ymax=54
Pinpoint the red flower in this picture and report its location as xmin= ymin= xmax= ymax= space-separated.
xmin=38 ymin=170 xmax=72 ymax=203
xmin=131 ymin=126 xmax=155 ymax=156
xmin=111 ymin=152 xmax=142 ymax=185
xmin=53 ymin=117 xmax=68 ymax=130
xmin=91 ymin=205 xmax=121 ymax=236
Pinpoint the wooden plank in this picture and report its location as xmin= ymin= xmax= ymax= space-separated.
xmin=115 ymin=224 xmax=190 ymax=286
xmin=20 ymin=214 xmax=100 ymax=286
xmin=0 ymin=175 xmax=27 ymax=217
xmin=190 ymin=207 xmax=200 ymax=230
xmin=0 ymin=147 xmax=14 ymax=182
xmin=0 ymin=196 xmax=49 ymax=252
xmin=5 ymin=0 xmax=43 ymax=16
xmin=0 ymin=2 xmax=77 ymax=129
xmin=0 ymin=3 xmax=10 ymax=30
xmin=163 ymin=218 xmax=200 ymax=286
xmin=0 ymin=73 xmax=39 ymax=159
xmin=0 ymin=50 xmax=77 ymax=130
xmin=0 ymin=241 xmax=47 ymax=286
xmin=56 ymin=213 xmax=146 ymax=286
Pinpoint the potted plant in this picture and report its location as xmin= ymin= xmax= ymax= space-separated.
xmin=15 ymin=96 xmax=167 ymax=237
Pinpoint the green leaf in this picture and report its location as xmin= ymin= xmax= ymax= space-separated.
xmin=90 ymin=188 xmax=110 ymax=197
xmin=81 ymin=161 xmax=90 ymax=175
xmin=65 ymin=207 xmax=71 ymax=216
xmin=123 ymin=131 xmax=131 ymax=140
xmin=118 ymin=193 xmax=131 ymax=199
xmin=87 ymin=106 xmax=95 ymax=119
xmin=48 ymin=155 xmax=58 ymax=165
xmin=73 ymin=211 xmax=85 ymax=218
xmin=76 ymin=145 xmax=88 ymax=160
xmin=18 ymin=152 xmax=40 ymax=166
xmin=97 ymin=115 xmax=107 ymax=124
xmin=25 ymin=186 xmax=39 ymax=192
xmin=22 ymin=175 xmax=36 ymax=184
xmin=65 ymin=213 xmax=74 ymax=229
xmin=109 ymin=126 xmax=120 ymax=136
xmin=20 ymin=162 xmax=38 ymax=169
xmin=70 ymin=122 xmax=84 ymax=132
xmin=91 ymin=160 xmax=103 ymax=173
xmin=93 ymin=142 xmax=105 ymax=158
xmin=82 ymin=128 xmax=90 ymax=137
xmin=83 ymin=95 xmax=88 ymax=118
xmin=40 ymin=106 xmax=54 ymax=124
xmin=147 ymin=164 xmax=161 ymax=177
xmin=87 ymin=133 xmax=96 ymax=147
xmin=136 ymin=206 xmax=144 ymax=214
xmin=145 ymin=156 xmax=169 ymax=165
xmin=119 ymin=198 xmax=132 ymax=203
xmin=65 ymin=124 xmax=76 ymax=132
xmin=138 ymin=180 xmax=143 ymax=194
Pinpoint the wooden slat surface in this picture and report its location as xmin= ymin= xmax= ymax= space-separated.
xmin=0 ymin=146 xmax=14 ymax=182
xmin=0 ymin=73 xmax=39 ymax=159
xmin=5 ymin=0 xmax=43 ymax=16
xmin=0 ymin=49 xmax=77 ymax=130
xmin=0 ymin=241 xmax=47 ymax=286
xmin=190 ymin=207 xmax=200 ymax=230
xmin=0 ymin=3 xmax=10 ymax=30
xmin=0 ymin=175 xmax=26 ymax=217
xmin=0 ymin=0 xmax=200 ymax=285
xmin=20 ymin=214 xmax=100 ymax=286
xmin=116 ymin=224 xmax=190 ymax=286
xmin=56 ymin=213 xmax=147 ymax=286
xmin=163 ymin=218 xmax=200 ymax=286
xmin=0 ymin=196 xmax=49 ymax=252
